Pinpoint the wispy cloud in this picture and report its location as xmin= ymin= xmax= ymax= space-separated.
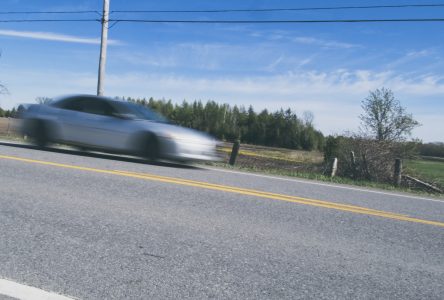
xmin=0 ymin=29 xmax=121 ymax=45
xmin=292 ymin=36 xmax=360 ymax=49
xmin=265 ymin=56 xmax=284 ymax=71
xmin=112 ymin=43 xmax=270 ymax=72
xmin=386 ymin=48 xmax=439 ymax=70
xmin=250 ymin=29 xmax=360 ymax=49
xmin=406 ymin=49 xmax=432 ymax=58
xmin=112 ymin=42 xmax=320 ymax=74
xmin=113 ymin=52 xmax=178 ymax=68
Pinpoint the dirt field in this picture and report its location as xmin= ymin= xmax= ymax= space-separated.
xmin=0 ymin=117 xmax=21 ymax=136
xmin=217 ymin=142 xmax=324 ymax=174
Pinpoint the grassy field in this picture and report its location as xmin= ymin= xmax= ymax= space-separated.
xmin=406 ymin=159 xmax=444 ymax=187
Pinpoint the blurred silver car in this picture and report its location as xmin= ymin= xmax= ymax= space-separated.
xmin=21 ymin=95 xmax=219 ymax=162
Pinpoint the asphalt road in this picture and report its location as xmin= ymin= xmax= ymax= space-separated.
xmin=0 ymin=141 xmax=443 ymax=299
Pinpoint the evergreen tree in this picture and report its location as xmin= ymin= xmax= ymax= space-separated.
xmin=120 ymin=97 xmax=324 ymax=150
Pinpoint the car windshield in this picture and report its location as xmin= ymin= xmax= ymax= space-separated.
xmin=111 ymin=101 xmax=169 ymax=123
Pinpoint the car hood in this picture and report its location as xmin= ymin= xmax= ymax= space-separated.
xmin=135 ymin=120 xmax=216 ymax=143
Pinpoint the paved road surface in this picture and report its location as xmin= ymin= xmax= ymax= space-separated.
xmin=0 ymin=142 xmax=443 ymax=299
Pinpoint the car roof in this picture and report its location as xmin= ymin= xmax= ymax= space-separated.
xmin=53 ymin=94 xmax=114 ymax=102
xmin=51 ymin=94 xmax=128 ymax=106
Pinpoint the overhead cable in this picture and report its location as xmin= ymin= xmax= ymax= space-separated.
xmin=2 ymin=18 xmax=444 ymax=24
xmin=111 ymin=3 xmax=444 ymax=13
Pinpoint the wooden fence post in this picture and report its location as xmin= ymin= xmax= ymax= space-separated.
xmin=6 ymin=117 xmax=10 ymax=136
xmin=330 ymin=157 xmax=338 ymax=178
xmin=229 ymin=140 xmax=240 ymax=166
xmin=362 ymin=153 xmax=370 ymax=179
xmin=350 ymin=151 xmax=356 ymax=179
xmin=394 ymin=158 xmax=402 ymax=187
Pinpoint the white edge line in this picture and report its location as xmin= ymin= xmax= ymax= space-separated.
xmin=202 ymin=166 xmax=444 ymax=204
xmin=0 ymin=279 xmax=76 ymax=300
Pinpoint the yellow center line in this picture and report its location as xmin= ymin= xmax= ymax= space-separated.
xmin=115 ymin=170 xmax=407 ymax=216
xmin=1 ymin=154 xmax=444 ymax=228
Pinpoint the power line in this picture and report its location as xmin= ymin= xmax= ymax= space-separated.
xmin=0 ymin=10 xmax=100 ymax=15
xmin=0 ymin=19 xmax=99 ymax=23
xmin=1 ymin=3 xmax=444 ymax=16
xmin=83 ymin=18 xmax=444 ymax=24
xmin=111 ymin=3 xmax=444 ymax=13
xmin=1 ymin=18 xmax=444 ymax=24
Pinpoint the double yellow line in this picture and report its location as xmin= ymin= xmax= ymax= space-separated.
xmin=1 ymin=154 xmax=443 ymax=227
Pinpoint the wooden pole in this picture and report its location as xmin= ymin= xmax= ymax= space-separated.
xmin=97 ymin=0 xmax=110 ymax=96
xmin=362 ymin=153 xmax=370 ymax=179
xmin=394 ymin=158 xmax=402 ymax=187
xmin=330 ymin=157 xmax=338 ymax=178
xmin=350 ymin=151 xmax=356 ymax=179
xmin=6 ymin=117 xmax=10 ymax=136
xmin=229 ymin=140 xmax=240 ymax=166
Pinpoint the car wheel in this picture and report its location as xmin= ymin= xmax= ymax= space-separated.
xmin=33 ymin=120 xmax=49 ymax=148
xmin=144 ymin=134 xmax=160 ymax=161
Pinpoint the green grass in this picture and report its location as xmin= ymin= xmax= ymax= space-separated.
xmin=406 ymin=159 xmax=444 ymax=187
xmin=206 ymin=161 xmax=444 ymax=197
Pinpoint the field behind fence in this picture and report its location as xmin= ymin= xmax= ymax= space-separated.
xmin=0 ymin=117 xmax=21 ymax=135
xmin=406 ymin=159 xmax=444 ymax=188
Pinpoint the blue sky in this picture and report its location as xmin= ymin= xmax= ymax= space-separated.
xmin=0 ymin=0 xmax=443 ymax=142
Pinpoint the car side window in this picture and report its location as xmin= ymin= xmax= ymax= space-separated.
xmin=81 ymin=98 xmax=115 ymax=117
xmin=59 ymin=98 xmax=84 ymax=112
xmin=53 ymin=97 xmax=117 ymax=117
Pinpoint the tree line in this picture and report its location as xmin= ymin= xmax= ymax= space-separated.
xmin=124 ymin=97 xmax=325 ymax=151
xmin=419 ymin=142 xmax=444 ymax=158
xmin=0 ymin=106 xmax=18 ymax=118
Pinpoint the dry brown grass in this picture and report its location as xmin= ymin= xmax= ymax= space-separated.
xmin=217 ymin=142 xmax=324 ymax=173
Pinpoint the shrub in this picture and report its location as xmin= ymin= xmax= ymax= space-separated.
xmin=326 ymin=135 xmax=419 ymax=183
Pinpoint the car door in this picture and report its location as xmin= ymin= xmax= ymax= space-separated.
xmin=56 ymin=97 xmax=129 ymax=150
xmin=55 ymin=97 xmax=91 ymax=144
xmin=76 ymin=98 xmax=130 ymax=150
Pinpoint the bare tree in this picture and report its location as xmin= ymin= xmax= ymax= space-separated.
xmin=0 ymin=51 xmax=8 ymax=95
xmin=303 ymin=111 xmax=314 ymax=126
xmin=360 ymin=88 xmax=420 ymax=141
xmin=0 ymin=83 xmax=6 ymax=95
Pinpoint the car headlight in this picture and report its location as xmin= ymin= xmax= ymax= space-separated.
xmin=162 ymin=132 xmax=182 ymax=140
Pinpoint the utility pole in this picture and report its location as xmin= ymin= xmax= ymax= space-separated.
xmin=97 ymin=0 xmax=110 ymax=96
